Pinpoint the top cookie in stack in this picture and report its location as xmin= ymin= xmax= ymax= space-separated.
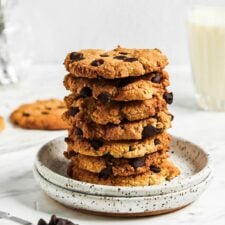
xmin=62 ymin=46 xmax=180 ymax=186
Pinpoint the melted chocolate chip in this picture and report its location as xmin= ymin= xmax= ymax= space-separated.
xmin=68 ymin=107 xmax=79 ymax=116
xmin=129 ymin=157 xmax=146 ymax=168
xmin=124 ymin=57 xmax=138 ymax=62
xmin=151 ymin=72 xmax=162 ymax=83
xmin=91 ymin=59 xmax=104 ymax=66
xmin=119 ymin=52 xmax=129 ymax=55
xmin=142 ymin=125 xmax=162 ymax=139
xmin=100 ymin=54 xmax=109 ymax=57
xmin=74 ymin=127 xmax=83 ymax=136
xmin=97 ymin=92 xmax=111 ymax=104
xmin=99 ymin=167 xmax=112 ymax=179
xmin=154 ymin=138 xmax=161 ymax=145
xmin=70 ymin=52 xmax=85 ymax=61
xmin=163 ymin=92 xmax=173 ymax=104
xmin=22 ymin=112 xmax=30 ymax=117
xmin=113 ymin=55 xmax=127 ymax=60
xmin=150 ymin=165 xmax=161 ymax=173
xmin=80 ymin=87 xmax=92 ymax=97
xmin=90 ymin=139 xmax=103 ymax=150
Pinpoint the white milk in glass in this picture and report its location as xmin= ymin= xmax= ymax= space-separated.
xmin=188 ymin=6 xmax=225 ymax=111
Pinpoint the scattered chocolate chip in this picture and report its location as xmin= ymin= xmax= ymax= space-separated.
xmin=22 ymin=112 xmax=30 ymax=117
xmin=97 ymin=92 xmax=111 ymax=104
xmin=150 ymin=165 xmax=161 ymax=173
xmin=124 ymin=57 xmax=138 ymax=62
xmin=151 ymin=72 xmax=162 ymax=83
xmin=163 ymin=92 xmax=173 ymax=104
xmin=80 ymin=87 xmax=92 ymax=97
xmin=99 ymin=167 xmax=112 ymax=179
xmin=41 ymin=111 xmax=49 ymax=115
xmin=90 ymin=139 xmax=103 ymax=150
xmin=70 ymin=52 xmax=85 ymax=62
xmin=129 ymin=157 xmax=146 ymax=168
xmin=74 ymin=127 xmax=83 ymax=136
xmin=91 ymin=59 xmax=104 ymax=66
xmin=154 ymin=138 xmax=161 ymax=145
xmin=113 ymin=55 xmax=127 ymax=60
xmin=119 ymin=52 xmax=129 ymax=55
xmin=37 ymin=218 xmax=47 ymax=225
xmin=100 ymin=54 xmax=109 ymax=57
xmin=68 ymin=107 xmax=79 ymax=116
xmin=142 ymin=125 xmax=162 ymax=139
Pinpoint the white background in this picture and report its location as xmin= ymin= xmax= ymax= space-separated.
xmin=7 ymin=0 xmax=225 ymax=65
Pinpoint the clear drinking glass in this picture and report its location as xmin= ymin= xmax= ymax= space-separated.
xmin=188 ymin=6 xmax=225 ymax=111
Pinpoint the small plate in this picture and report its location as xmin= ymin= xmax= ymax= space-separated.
xmin=35 ymin=136 xmax=212 ymax=197
xmin=33 ymin=166 xmax=212 ymax=217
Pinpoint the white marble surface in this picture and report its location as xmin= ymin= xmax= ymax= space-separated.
xmin=0 ymin=65 xmax=225 ymax=225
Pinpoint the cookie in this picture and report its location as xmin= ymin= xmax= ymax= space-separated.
xmin=69 ymin=110 xmax=172 ymax=141
xmin=0 ymin=116 xmax=5 ymax=131
xmin=64 ymin=47 xmax=168 ymax=79
xmin=68 ymin=159 xmax=180 ymax=186
xmin=69 ymin=151 xmax=168 ymax=177
xmin=63 ymin=95 xmax=167 ymax=125
xmin=66 ymin=131 xmax=170 ymax=158
xmin=63 ymin=71 xmax=170 ymax=102
xmin=10 ymin=99 xmax=68 ymax=130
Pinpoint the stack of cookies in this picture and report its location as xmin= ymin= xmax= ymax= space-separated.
xmin=62 ymin=47 xmax=180 ymax=186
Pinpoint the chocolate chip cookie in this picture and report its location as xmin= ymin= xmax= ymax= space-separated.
xmin=68 ymin=159 xmax=180 ymax=186
xmin=64 ymin=47 xmax=168 ymax=79
xmin=10 ymin=99 xmax=68 ymax=130
xmin=69 ymin=111 xmax=172 ymax=141
xmin=63 ymin=95 xmax=167 ymax=125
xmin=66 ymin=131 xmax=170 ymax=158
xmin=63 ymin=70 xmax=170 ymax=102
xmin=0 ymin=116 xmax=5 ymax=131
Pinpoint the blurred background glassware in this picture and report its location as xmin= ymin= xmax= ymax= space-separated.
xmin=188 ymin=6 xmax=225 ymax=111
xmin=0 ymin=0 xmax=33 ymax=85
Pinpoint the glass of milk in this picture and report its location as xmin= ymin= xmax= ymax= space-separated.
xmin=188 ymin=6 xmax=225 ymax=111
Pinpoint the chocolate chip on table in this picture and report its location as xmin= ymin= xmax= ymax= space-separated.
xmin=124 ymin=57 xmax=138 ymax=62
xmin=163 ymin=92 xmax=173 ymax=104
xmin=99 ymin=167 xmax=112 ymax=179
xmin=129 ymin=157 xmax=146 ymax=168
xmin=154 ymin=138 xmax=161 ymax=145
xmin=74 ymin=127 xmax=83 ymax=136
xmin=97 ymin=92 xmax=111 ymax=104
xmin=151 ymin=72 xmax=162 ymax=83
xmin=79 ymin=87 xmax=92 ymax=97
xmin=70 ymin=52 xmax=85 ymax=61
xmin=113 ymin=55 xmax=127 ymax=60
xmin=91 ymin=59 xmax=104 ymax=66
xmin=150 ymin=165 xmax=161 ymax=173
xmin=142 ymin=125 xmax=162 ymax=139
xmin=22 ymin=112 xmax=30 ymax=117
xmin=38 ymin=214 xmax=78 ymax=225
xmin=90 ymin=139 xmax=103 ymax=150
xmin=68 ymin=107 xmax=79 ymax=116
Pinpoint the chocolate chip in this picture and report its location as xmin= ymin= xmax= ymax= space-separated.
xmin=91 ymin=59 xmax=104 ymax=66
xmin=154 ymin=138 xmax=161 ymax=145
xmin=80 ymin=87 xmax=92 ymax=97
xmin=163 ymin=92 xmax=173 ymax=104
xmin=49 ymin=215 xmax=57 ymax=225
xmin=129 ymin=157 xmax=146 ymax=168
xmin=170 ymin=114 xmax=174 ymax=121
xmin=142 ymin=125 xmax=162 ymax=139
xmin=124 ymin=57 xmax=138 ymax=62
xmin=113 ymin=55 xmax=127 ymax=60
xmin=70 ymin=52 xmax=85 ymax=61
xmin=103 ymin=153 xmax=114 ymax=163
xmin=97 ymin=92 xmax=111 ymax=104
xmin=151 ymin=72 xmax=162 ymax=83
xmin=37 ymin=219 xmax=47 ymax=225
xmin=150 ymin=165 xmax=161 ymax=173
xmin=41 ymin=111 xmax=49 ymax=115
xmin=64 ymin=137 xmax=70 ymax=143
xmin=100 ymin=54 xmax=109 ymax=57
xmin=74 ymin=127 xmax=83 ymax=136
xmin=99 ymin=167 xmax=112 ymax=179
xmin=22 ymin=112 xmax=30 ymax=117
xmin=119 ymin=52 xmax=128 ymax=55
xmin=90 ymin=139 xmax=103 ymax=150
xmin=68 ymin=107 xmax=79 ymax=116
xmin=67 ymin=151 xmax=78 ymax=158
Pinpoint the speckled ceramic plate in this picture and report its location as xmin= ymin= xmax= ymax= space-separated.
xmin=34 ymin=136 xmax=212 ymax=197
xmin=33 ymin=166 xmax=212 ymax=217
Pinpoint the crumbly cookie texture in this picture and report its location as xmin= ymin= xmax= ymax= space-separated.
xmin=64 ymin=47 xmax=168 ymax=79
xmin=63 ymin=71 xmax=169 ymax=102
xmin=66 ymin=131 xmax=171 ymax=158
xmin=0 ymin=116 xmax=5 ymax=131
xmin=10 ymin=99 xmax=68 ymax=130
xmin=63 ymin=95 xmax=167 ymax=125
xmin=69 ymin=111 xmax=172 ymax=141
xmin=68 ymin=159 xmax=180 ymax=186
xmin=69 ymin=151 xmax=168 ymax=177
